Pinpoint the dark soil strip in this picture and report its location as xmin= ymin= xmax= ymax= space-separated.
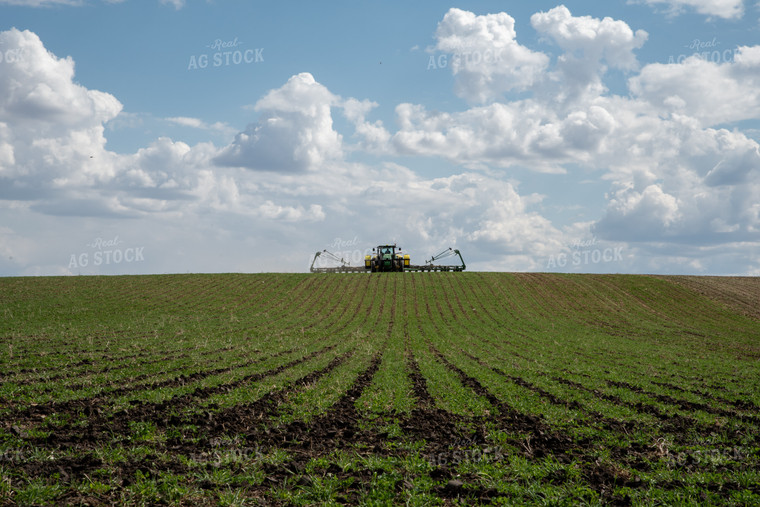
xmin=429 ymin=345 xmax=501 ymax=409
xmin=60 ymin=347 xmax=296 ymax=399
xmin=606 ymin=380 xmax=755 ymax=434
xmin=0 ymin=349 xmax=155 ymax=381
xmin=554 ymin=377 xmax=734 ymax=443
xmin=9 ymin=345 xmax=337 ymax=447
xmin=499 ymin=370 xmax=590 ymax=413
xmin=455 ymin=348 xmax=642 ymax=437
xmin=3 ymin=344 xmax=233 ymax=386
xmin=651 ymin=380 xmax=760 ymax=412
xmin=175 ymin=349 xmax=358 ymax=438
xmin=405 ymin=351 xmax=435 ymax=409
xmin=12 ymin=352 xmax=191 ymax=388
xmin=25 ymin=345 xmax=242 ymax=393
xmin=608 ymin=380 xmax=760 ymax=422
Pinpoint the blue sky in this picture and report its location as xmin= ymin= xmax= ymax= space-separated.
xmin=1 ymin=0 xmax=759 ymax=275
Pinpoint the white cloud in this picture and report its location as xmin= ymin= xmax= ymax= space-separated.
xmin=214 ymin=73 xmax=343 ymax=173
xmin=595 ymin=184 xmax=682 ymax=240
xmin=323 ymin=168 xmax=566 ymax=269
xmin=629 ymin=46 xmax=760 ymax=125
xmin=594 ymin=118 xmax=760 ymax=244
xmin=0 ymin=29 xmax=121 ymax=128
xmin=388 ymin=7 xmax=645 ymax=170
xmin=388 ymin=98 xmax=618 ymax=173
xmin=705 ymin=142 xmax=760 ymax=186
xmin=0 ymin=28 xmax=121 ymax=192
xmin=531 ymin=5 xmax=648 ymax=105
xmin=631 ymin=0 xmax=744 ymax=19
xmin=256 ymin=201 xmax=325 ymax=222
xmin=166 ymin=116 xmax=236 ymax=136
xmin=531 ymin=6 xmax=647 ymax=71
xmin=341 ymin=98 xmax=391 ymax=153
xmin=433 ymin=7 xmax=549 ymax=104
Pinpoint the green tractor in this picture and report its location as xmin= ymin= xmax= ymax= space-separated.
xmin=310 ymin=243 xmax=465 ymax=273
xmin=365 ymin=244 xmax=410 ymax=272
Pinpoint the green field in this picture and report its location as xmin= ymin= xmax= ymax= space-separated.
xmin=1 ymin=273 xmax=759 ymax=505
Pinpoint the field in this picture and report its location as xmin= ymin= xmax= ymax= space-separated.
xmin=1 ymin=272 xmax=759 ymax=506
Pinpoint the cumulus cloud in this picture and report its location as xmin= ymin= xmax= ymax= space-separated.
xmin=256 ymin=201 xmax=325 ymax=222
xmin=0 ymin=28 xmax=317 ymax=224
xmin=532 ymin=6 xmax=647 ymax=70
xmin=342 ymin=98 xmax=391 ymax=153
xmin=629 ymin=46 xmax=760 ymax=126
xmin=594 ymin=120 xmax=760 ymax=243
xmin=705 ymin=143 xmax=760 ymax=186
xmin=391 ymin=8 xmax=645 ymax=169
xmin=388 ymin=98 xmax=617 ymax=173
xmin=0 ymin=28 xmax=122 ymax=192
xmin=531 ymin=5 xmax=648 ymax=105
xmin=595 ymin=184 xmax=682 ymax=240
xmin=433 ymin=7 xmax=549 ymax=104
xmin=214 ymin=73 xmax=343 ymax=173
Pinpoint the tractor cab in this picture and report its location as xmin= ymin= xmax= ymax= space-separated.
xmin=365 ymin=244 xmax=410 ymax=272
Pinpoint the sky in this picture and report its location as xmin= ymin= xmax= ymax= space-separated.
xmin=0 ymin=0 xmax=759 ymax=276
